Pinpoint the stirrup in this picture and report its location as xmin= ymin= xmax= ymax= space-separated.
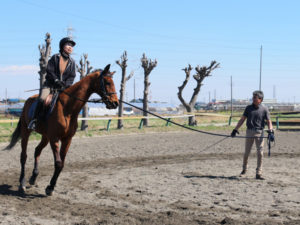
xmin=28 ymin=119 xmax=37 ymax=130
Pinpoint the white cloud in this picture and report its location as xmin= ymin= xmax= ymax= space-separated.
xmin=0 ymin=65 xmax=39 ymax=76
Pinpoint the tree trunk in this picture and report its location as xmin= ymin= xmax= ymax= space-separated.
xmin=177 ymin=62 xmax=219 ymax=126
xmin=116 ymin=51 xmax=133 ymax=129
xmin=77 ymin=54 xmax=93 ymax=131
xmin=38 ymin=33 xmax=51 ymax=89
xmin=143 ymin=75 xmax=150 ymax=126
xmin=118 ymin=67 xmax=126 ymax=129
xmin=186 ymin=106 xmax=196 ymax=126
xmin=141 ymin=53 xmax=157 ymax=127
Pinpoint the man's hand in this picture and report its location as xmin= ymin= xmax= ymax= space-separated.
xmin=267 ymin=130 xmax=275 ymax=142
xmin=231 ymin=129 xmax=239 ymax=138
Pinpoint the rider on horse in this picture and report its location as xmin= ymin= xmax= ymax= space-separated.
xmin=28 ymin=37 xmax=77 ymax=130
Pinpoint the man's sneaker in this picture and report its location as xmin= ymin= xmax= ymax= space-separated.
xmin=256 ymin=174 xmax=265 ymax=180
xmin=28 ymin=119 xmax=37 ymax=130
xmin=239 ymin=170 xmax=246 ymax=177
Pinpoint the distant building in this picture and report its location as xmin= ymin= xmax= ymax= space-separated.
xmin=7 ymin=98 xmax=20 ymax=104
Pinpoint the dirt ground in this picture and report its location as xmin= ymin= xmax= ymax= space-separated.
xmin=0 ymin=131 xmax=299 ymax=225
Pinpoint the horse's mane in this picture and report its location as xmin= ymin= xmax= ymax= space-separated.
xmin=64 ymin=70 xmax=101 ymax=92
xmin=91 ymin=69 xmax=103 ymax=73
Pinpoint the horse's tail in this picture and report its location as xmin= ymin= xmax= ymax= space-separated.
xmin=4 ymin=118 xmax=22 ymax=150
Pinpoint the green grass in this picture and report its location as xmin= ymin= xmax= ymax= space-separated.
xmin=0 ymin=116 xmax=240 ymax=143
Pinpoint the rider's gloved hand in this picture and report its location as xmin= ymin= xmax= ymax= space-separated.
xmin=267 ymin=129 xmax=275 ymax=142
xmin=54 ymin=79 xmax=65 ymax=89
xmin=231 ymin=129 xmax=239 ymax=138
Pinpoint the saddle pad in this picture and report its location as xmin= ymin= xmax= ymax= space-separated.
xmin=28 ymin=92 xmax=59 ymax=121
xmin=28 ymin=100 xmax=38 ymax=120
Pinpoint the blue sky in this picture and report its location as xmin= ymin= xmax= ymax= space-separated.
xmin=0 ymin=0 xmax=299 ymax=103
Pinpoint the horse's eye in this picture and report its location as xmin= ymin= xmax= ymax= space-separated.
xmin=106 ymin=82 xmax=111 ymax=85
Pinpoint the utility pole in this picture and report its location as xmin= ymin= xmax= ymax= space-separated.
xmin=67 ymin=25 xmax=74 ymax=39
xmin=259 ymin=45 xmax=263 ymax=91
xmin=134 ymin=78 xmax=136 ymax=101
xmin=209 ymin=91 xmax=211 ymax=103
xmin=214 ymin=89 xmax=216 ymax=103
xmin=5 ymin=88 xmax=7 ymax=116
xmin=231 ymin=76 xmax=233 ymax=117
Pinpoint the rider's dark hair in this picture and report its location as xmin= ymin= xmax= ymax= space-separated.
xmin=253 ymin=90 xmax=264 ymax=100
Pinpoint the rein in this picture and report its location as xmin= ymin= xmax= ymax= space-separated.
xmin=60 ymin=90 xmax=104 ymax=103
xmin=119 ymin=100 xmax=275 ymax=156
xmin=120 ymin=100 xmax=268 ymax=139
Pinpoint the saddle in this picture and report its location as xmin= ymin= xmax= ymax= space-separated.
xmin=28 ymin=92 xmax=59 ymax=121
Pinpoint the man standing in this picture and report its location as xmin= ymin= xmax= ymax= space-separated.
xmin=231 ymin=90 xmax=274 ymax=180
xmin=28 ymin=37 xmax=76 ymax=130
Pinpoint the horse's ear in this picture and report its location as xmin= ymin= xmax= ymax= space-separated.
xmin=103 ymin=64 xmax=110 ymax=75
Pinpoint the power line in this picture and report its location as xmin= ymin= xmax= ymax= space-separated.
xmin=15 ymin=0 xmax=300 ymax=53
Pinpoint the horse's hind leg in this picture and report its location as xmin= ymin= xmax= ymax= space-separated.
xmin=29 ymin=135 xmax=49 ymax=185
xmin=19 ymin=131 xmax=30 ymax=193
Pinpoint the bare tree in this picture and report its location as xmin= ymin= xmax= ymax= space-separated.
xmin=178 ymin=61 xmax=220 ymax=126
xmin=38 ymin=33 xmax=51 ymax=89
xmin=116 ymin=51 xmax=134 ymax=129
xmin=141 ymin=53 xmax=157 ymax=126
xmin=76 ymin=54 xmax=93 ymax=131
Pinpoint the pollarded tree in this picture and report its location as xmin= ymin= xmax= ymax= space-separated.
xmin=77 ymin=54 xmax=93 ymax=131
xmin=178 ymin=61 xmax=220 ymax=126
xmin=38 ymin=33 xmax=51 ymax=89
xmin=141 ymin=53 xmax=157 ymax=126
xmin=116 ymin=51 xmax=134 ymax=129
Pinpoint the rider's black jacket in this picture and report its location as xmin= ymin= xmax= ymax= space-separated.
xmin=44 ymin=53 xmax=76 ymax=88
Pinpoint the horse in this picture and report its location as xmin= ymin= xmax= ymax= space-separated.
xmin=5 ymin=64 xmax=119 ymax=196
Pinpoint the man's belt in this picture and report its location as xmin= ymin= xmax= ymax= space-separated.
xmin=247 ymin=128 xmax=264 ymax=132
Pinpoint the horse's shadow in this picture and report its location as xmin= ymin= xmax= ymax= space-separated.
xmin=184 ymin=174 xmax=239 ymax=180
xmin=0 ymin=184 xmax=46 ymax=198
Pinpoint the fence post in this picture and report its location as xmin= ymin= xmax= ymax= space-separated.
xmin=106 ymin=119 xmax=112 ymax=131
xmin=139 ymin=119 xmax=144 ymax=129
xmin=276 ymin=116 xmax=279 ymax=130
xmin=228 ymin=116 xmax=232 ymax=126
xmin=166 ymin=118 xmax=171 ymax=126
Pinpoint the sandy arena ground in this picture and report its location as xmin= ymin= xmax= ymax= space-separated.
xmin=0 ymin=131 xmax=299 ymax=225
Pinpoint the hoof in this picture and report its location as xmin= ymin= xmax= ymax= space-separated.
xmin=29 ymin=176 xmax=37 ymax=185
xmin=18 ymin=185 xmax=26 ymax=194
xmin=45 ymin=185 xmax=54 ymax=196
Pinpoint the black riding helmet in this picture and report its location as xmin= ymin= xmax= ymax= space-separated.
xmin=59 ymin=37 xmax=76 ymax=51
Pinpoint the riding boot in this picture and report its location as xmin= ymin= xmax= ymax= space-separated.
xmin=28 ymin=100 xmax=44 ymax=130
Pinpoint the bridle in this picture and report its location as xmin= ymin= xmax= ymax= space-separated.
xmin=99 ymin=72 xmax=117 ymax=97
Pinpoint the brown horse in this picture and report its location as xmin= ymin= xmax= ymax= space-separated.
xmin=5 ymin=64 xmax=119 ymax=196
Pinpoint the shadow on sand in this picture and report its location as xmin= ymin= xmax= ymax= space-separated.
xmin=184 ymin=174 xmax=239 ymax=180
xmin=0 ymin=184 xmax=46 ymax=198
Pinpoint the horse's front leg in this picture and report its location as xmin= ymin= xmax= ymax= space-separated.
xmin=29 ymin=135 xmax=49 ymax=185
xmin=46 ymin=137 xmax=72 ymax=196
xmin=19 ymin=131 xmax=30 ymax=194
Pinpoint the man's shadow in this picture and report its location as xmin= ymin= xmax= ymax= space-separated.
xmin=183 ymin=174 xmax=239 ymax=180
xmin=0 ymin=184 xmax=46 ymax=198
